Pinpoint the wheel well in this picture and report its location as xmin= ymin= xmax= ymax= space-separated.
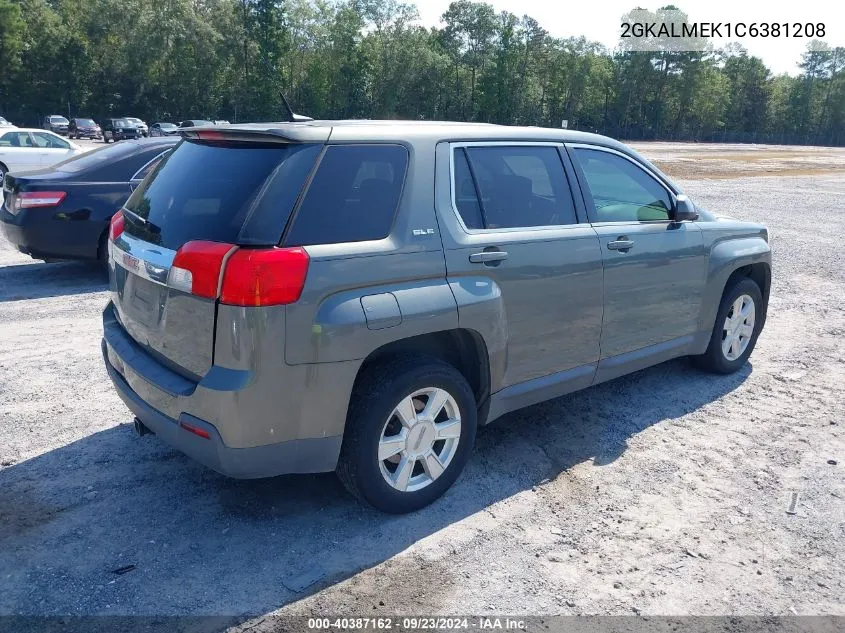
xmin=726 ymin=263 xmax=770 ymax=301
xmin=356 ymin=329 xmax=491 ymax=413
xmin=725 ymin=262 xmax=771 ymax=322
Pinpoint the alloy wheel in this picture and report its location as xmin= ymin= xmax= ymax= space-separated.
xmin=378 ymin=387 xmax=462 ymax=492
xmin=721 ymin=294 xmax=756 ymax=361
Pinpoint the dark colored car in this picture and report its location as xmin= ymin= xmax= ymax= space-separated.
xmin=43 ymin=115 xmax=70 ymax=135
xmin=149 ymin=122 xmax=179 ymax=137
xmin=102 ymin=118 xmax=142 ymax=143
xmin=68 ymin=117 xmax=102 ymax=140
xmin=178 ymin=119 xmax=214 ymax=128
xmin=1 ymin=137 xmax=177 ymax=263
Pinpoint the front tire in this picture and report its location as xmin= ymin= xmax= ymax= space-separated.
xmin=693 ymin=277 xmax=763 ymax=374
xmin=337 ymin=356 xmax=477 ymax=513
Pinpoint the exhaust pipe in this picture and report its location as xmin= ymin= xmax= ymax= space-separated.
xmin=133 ymin=417 xmax=154 ymax=437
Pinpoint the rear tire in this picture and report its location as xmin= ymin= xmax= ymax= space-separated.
xmin=692 ymin=277 xmax=763 ymax=374
xmin=337 ymin=356 xmax=477 ymax=513
xmin=0 ymin=162 xmax=7 ymax=184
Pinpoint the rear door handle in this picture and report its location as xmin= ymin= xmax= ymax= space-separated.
xmin=607 ymin=239 xmax=634 ymax=251
xmin=469 ymin=251 xmax=509 ymax=264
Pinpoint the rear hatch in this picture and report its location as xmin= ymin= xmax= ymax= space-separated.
xmin=109 ymin=131 xmax=325 ymax=379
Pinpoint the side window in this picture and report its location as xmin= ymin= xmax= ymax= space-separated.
xmin=0 ymin=132 xmax=33 ymax=147
xmin=285 ymin=144 xmax=408 ymax=246
xmin=454 ymin=145 xmax=577 ymax=230
xmin=453 ymin=149 xmax=484 ymax=229
xmin=31 ymin=132 xmax=70 ymax=149
xmin=573 ymin=148 xmax=672 ymax=222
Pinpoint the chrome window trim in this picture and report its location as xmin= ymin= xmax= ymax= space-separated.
xmin=567 ymin=143 xmax=678 ymax=225
xmin=448 ymin=141 xmax=583 ymax=235
xmin=130 ymin=149 xmax=171 ymax=182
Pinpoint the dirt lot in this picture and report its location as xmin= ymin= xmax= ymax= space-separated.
xmin=0 ymin=143 xmax=843 ymax=622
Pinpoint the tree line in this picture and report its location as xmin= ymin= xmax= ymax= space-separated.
xmin=0 ymin=0 xmax=843 ymax=145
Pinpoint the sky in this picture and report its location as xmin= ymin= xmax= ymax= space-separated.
xmin=414 ymin=0 xmax=844 ymax=76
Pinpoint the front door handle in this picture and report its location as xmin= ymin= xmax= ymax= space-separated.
xmin=607 ymin=238 xmax=634 ymax=251
xmin=469 ymin=250 xmax=509 ymax=264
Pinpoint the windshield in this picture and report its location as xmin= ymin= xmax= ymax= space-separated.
xmin=51 ymin=116 xmax=69 ymax=124
xmin=159 ymin=123 xmax=177 ymax=129
xmin=124 ymin=140 xmax=321 ymax=249
xmin=115 ymin=119 xmax=131 ymax=127
xmin=183 ymin=120 xmax=213 ymax=127
xmin=75 ymin=119 xmax=96 ymax=126
xmin=127 ymin=118 xmax=142 ymax=123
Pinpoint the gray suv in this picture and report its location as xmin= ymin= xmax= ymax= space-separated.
xmin=102 ymin=121 xmax=771 ymax=513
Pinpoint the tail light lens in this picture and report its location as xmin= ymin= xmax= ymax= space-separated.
xmin=168 ymin=241 xmax=236 ymax=298
xmin=109 ymin=211 xmax=125 ymax=241
xmin=166 ymin=241 xmax=309 ymax=306
xmin=221 ymin=247 xmax=310 ymax=306
xmin=15 ymin=191 xmax=67 ymax=210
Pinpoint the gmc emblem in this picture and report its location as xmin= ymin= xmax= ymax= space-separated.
xmin=122 ymin=253 xmax=140 ymax=271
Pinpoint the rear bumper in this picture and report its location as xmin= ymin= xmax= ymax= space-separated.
xmin=101 ymin=305 xmax=345 ymax=478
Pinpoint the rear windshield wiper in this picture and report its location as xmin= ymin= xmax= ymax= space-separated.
xmin=123 ymin=208 xmax=162 ymax=234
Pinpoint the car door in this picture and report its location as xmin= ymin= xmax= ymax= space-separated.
xmin=437 ymin=141 xmax=604 ymax=393
xmin=30 ymin=131 xmax=74 ymax=167
xmin=0 ymin=131 xmax=40 ymax=172
xmin=567 ymin=144 xmax=706 ymax=381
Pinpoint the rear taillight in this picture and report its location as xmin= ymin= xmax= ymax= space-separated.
xmin=221 ymin=247 xmax=310 ymax=306
xmin=168 ymin=241 xmax=236 ymax=299
xmin=166 ymin=241 xmax=309 ymax=306
xmin=109 ymin=211 xmax=125 ymax=241
xmin=16 ymin=191 xmax=67 ymax=210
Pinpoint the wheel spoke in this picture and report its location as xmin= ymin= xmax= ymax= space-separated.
xmin=740 ymin=324 xmax=754 ymax=337
xmin=422 ymin=388 xmax=449 ymax=420
xmin=422 ymin=453 xmax=444 ymax=480
xmin=722 ymin=333 xmax=734 ymax=356
xmin=394 ymin=396 xmax=418 ymax=428
xmin=393 ymin=455 xmax=414 ymax=491
xmin=730 ymin=337 xmax=741 ymax=358
xmin=434 ymin=418 xmax=461 ymax=440
xmin=378 ymin=435 xmax=406 ymax=461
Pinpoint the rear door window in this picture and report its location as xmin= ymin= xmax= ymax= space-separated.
xmin=123 ymin=140 xmax=321 ymax=249
xmin=454 ymin=145 xmax=577 ymax=229
xmin=0 ymin=132 xmax=33 ymax=147
xmin=284 ymin=144 xmax=408 ymax=246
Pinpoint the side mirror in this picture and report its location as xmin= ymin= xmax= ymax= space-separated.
xmin=673 ymin=194 xmax=698 ymax=221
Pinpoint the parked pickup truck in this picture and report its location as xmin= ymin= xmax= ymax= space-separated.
xmin=101 ymin=121 xmax=771 ymax=513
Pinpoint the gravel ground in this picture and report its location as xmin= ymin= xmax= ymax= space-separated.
xmin=0 ymin=143 xmax=843 ymax=622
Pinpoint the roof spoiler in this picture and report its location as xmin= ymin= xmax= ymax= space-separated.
xmin=179 ymin=125 xmax=330 ymax=144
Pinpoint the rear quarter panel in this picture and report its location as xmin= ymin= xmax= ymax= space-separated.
xmin=284 ymin=136 xmax=459 ymax=365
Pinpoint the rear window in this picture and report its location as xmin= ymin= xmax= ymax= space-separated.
xmin=284 ymin=144 xmax=408 ymax=246
xmin=123 ymin=140 xmax=321 ymax=250
xmin=54 ymin=142 xmax=138 ymax=173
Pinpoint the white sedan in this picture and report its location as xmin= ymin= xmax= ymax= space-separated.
xmin=0 ymin=128 xmax=83 ymax=182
